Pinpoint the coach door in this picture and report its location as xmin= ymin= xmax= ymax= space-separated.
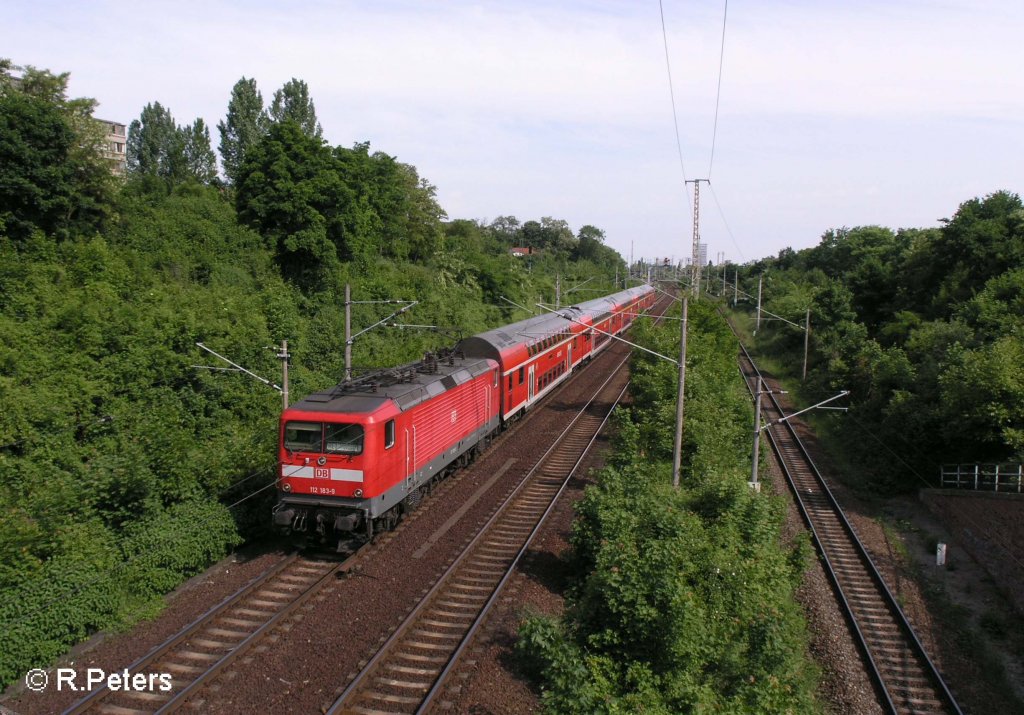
xmin=528 ymin=364 xmax=536 ymax=402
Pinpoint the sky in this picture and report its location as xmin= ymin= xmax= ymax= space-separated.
xmin=4 ymin=0 xmax=1022 ymax=265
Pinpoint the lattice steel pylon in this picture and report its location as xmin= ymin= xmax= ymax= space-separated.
xmin=686 ymin=179 xmax=708 ymax=298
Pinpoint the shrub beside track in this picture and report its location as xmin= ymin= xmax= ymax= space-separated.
xmin=517 ymin=297 xmax=822 ymax=714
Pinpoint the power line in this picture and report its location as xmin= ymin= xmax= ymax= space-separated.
xmin=707 ymin=0 xmax=729 ymax=179
xmin=742 ymin=331 xmax=1024 ymax=575
xmin=708 ymin=181 xmax=746 ymax=262
xmin=658 ymin=0 xmax=693 ymax=221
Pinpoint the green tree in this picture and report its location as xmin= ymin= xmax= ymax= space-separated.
xmin=128 ymin=105 xmax=221 ymax=187
xmin=235 ymin=121 xmax=347 ymax=286
xmin=929 ymin=191 xmax=1024 ymax=314
xmin=489 ymin=215 xmax=521 ymax=241
xmin=181 ymin=118 xmax=217 ymax=184
xmin=0 ymin=62 xmax=113 ymax=240
xmin=217 ymin=77 xmax=266 ymax=186
xmin=0 ymin=90 xmax=78 ymax=240
xmin=574 ymin=225 xmax=605 ymax=261
xmin=268 ymin=78 xmax=322 ymax=138
xmin=126 ymin=102 xmax=182 ymax=180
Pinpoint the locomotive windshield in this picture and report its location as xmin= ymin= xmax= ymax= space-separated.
xmin=325 ymin=422 xmax=364 ymax=455
xmin=283 ymin=421 xmax=365 ymax=455
xmin=284 ymin=421 xmax=322 ymax=452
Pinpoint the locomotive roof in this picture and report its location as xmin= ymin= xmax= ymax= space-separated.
xmin=288 ymin=353 xmax=495 ymax=415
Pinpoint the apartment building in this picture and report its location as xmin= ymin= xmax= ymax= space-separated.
xmin=96 ymin=118 xmax=127 ymax=175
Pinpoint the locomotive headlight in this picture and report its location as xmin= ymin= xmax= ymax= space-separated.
xmin=354 ymin=489 xmax=363 ymax=498
xmin=282 ymin=482 xmax=293 ymax=493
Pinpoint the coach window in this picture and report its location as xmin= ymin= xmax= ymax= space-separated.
xmin=384 ymin=419 xmax=395 ymax=449
xmin=508 ymin=374 xmax=513 ymax=390
xmin=518 ymin=366 xmax=524 ymax=384
xmin=325 ymin=423 xmax=364 ymax=455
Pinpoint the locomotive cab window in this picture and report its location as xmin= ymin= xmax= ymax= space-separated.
xmin=284 ymin=421 xmax=321 ymax=452
xmin=384 ymin=419 xmax=395 ymax=449
xmin=325 ymin=422 xmax=364 ymax=455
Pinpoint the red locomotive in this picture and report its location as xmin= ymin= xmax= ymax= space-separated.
xmin=273 ymin=285 xmax=655 ymax=546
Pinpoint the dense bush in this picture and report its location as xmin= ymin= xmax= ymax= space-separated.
xmin=0 ymin=61 xmax=631 ymax=688
xmin=517 ymin=300 xmax=820 ymax=713
xmin=736 ymin=192 xmax=1024 ymax=491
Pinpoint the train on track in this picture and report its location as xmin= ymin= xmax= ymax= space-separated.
xmin=273 ymin=285 xmax=656 ymax=547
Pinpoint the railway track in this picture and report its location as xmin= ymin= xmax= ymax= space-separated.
xmin=63 ymin=553 xmax=341 ymax=715
xmin=59 ymin=297 xmax=669 ymax=715
xmin=737 ymin=342 xmax=961 ymax=715
xmin=326 ymin=356 xmax=630 ymax=715
xmin=325 ymin=299 xmax=670 ymax=715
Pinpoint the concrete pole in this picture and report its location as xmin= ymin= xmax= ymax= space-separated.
xmin=756 ymin=274 xmax=763 ymax=333
xmin=733 ymin=270 xmax=738 ymax=307
xmin=279 ymin=339 xmax=289 ymax=410
xmin=750 ymin=376 xmax=763 ymax=491
xmin=803 ymin=308 xmax=811 ymax=381
xmin=344 ymin=283 xmax=352 ymax=381
xmin=672 ymin=298 xmax=688 ymax=489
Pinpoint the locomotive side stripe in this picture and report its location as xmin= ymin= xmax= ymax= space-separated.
xmin=280 ymin=466 xmax=364 ymax=482
xmin=329 ymin=468 xmax=364 ymax=482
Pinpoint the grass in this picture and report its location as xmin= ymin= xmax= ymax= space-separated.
xmin=877 ymin=517 xmax=910 ymax=561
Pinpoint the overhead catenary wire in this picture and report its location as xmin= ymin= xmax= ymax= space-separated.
xmin=659 ymin=0 xmax=743 ymax=268
xmin=736 ymin=310 xmax=1024 ymax=575
xmin=708 ymin=181 xmax=746 ymax=262
xmin=658 ymin=0 xmax=693 ymax=221
xmin=707 ymin=0 xmax=729 ymax=179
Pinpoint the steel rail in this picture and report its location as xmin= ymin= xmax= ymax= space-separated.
xmin=326 ymin=353 xmax=632 ymax=714
xmin=62 ymin=553 xmax=302 ymax=714
xmin=153 ymin=560 xmax=341 ymax=714
xmin=737 ymin=340 xmax=961 ymax=715
xmin=327 ymin=293 xmax=671 ymax=715
xmin=63 ymin=552 xmax=343 ymax=715
xmin=416 ymin=379 xmax=631 ymax=714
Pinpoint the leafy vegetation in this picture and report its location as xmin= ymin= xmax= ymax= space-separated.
xmin=733 ymin=192 xmax=1024 ymax=492
xmin=516 ymin=300 xmax=821 ymax=713
xmin=0 ymin=60 xmax=627 ymax=687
